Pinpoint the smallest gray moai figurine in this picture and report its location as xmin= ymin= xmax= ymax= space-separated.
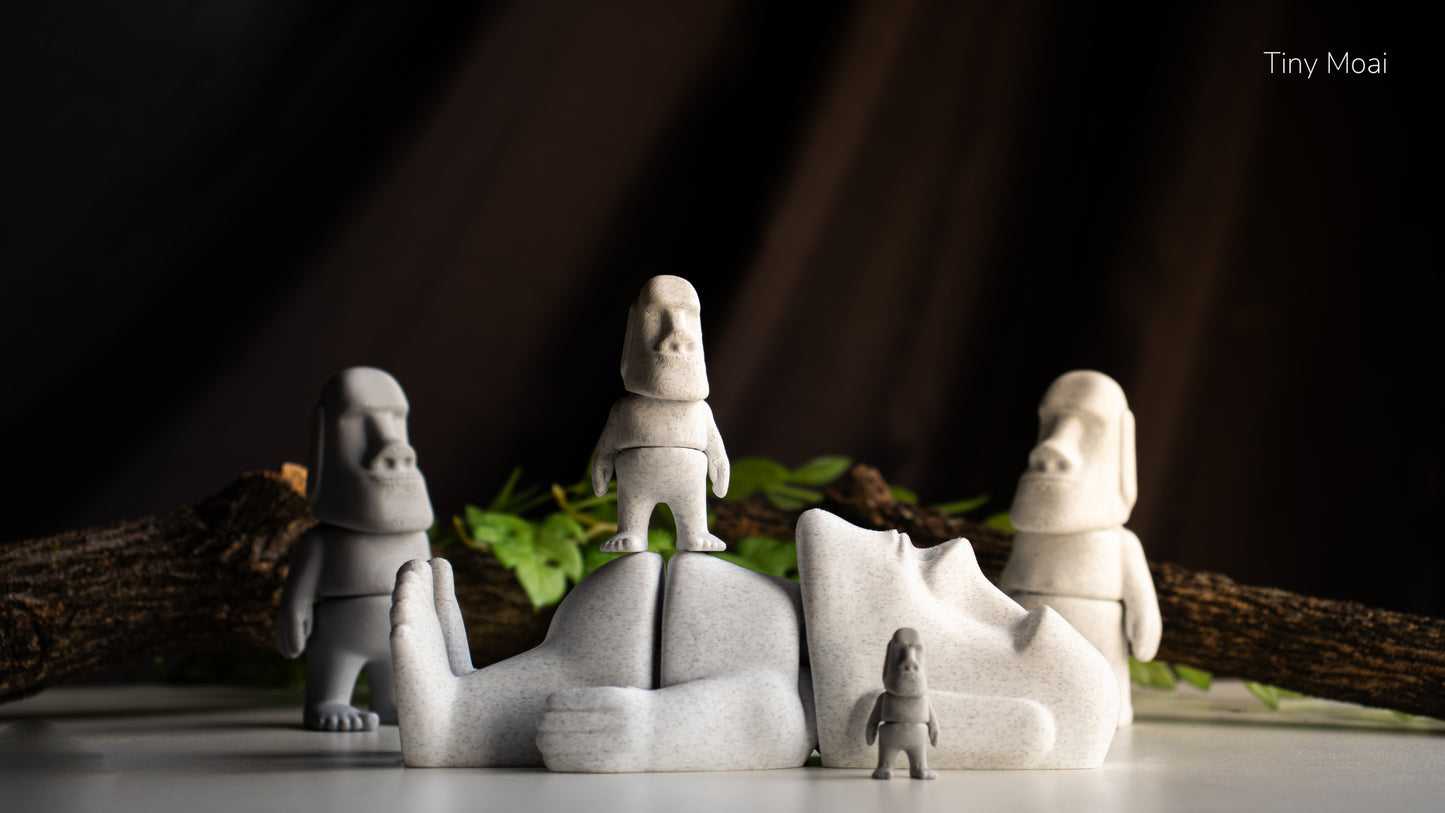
xmin=276 ymin=367 xmax=434 ymax=731
xmin=866 ymin=628 xmax=939 ymax=780
xmin=591 ymin=275 xmax=730 ymax=553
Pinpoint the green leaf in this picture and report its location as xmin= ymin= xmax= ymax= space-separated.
xmin=514 ymin=557 xmax=568 ymax=609
xmin=931 ymin=494 xmax=989 ymax=515
xmin=1173 ymin=663 xmax=1214 ymax=691
xmin=1243 ymin=681 xmax=1281 ymax=710
xmin=983 ymin=511 xmax=1016 ymax=533
xmin=537 ymin=513 xmax=586 ymax=582
xmin=734 ymin=536 xmax=799 ymax=579
xmin=766 ymin=493 xmax=809 ymax=510
xmin=1129 ymin=656 xmax=1176 ymax=689
xmin=648 ymin=527 xmax=676 ymax=555
xmin=889 ymin=486 xmax=919 ymax=504
xmin=465 ymin=510 xmax=537 ymax=567
xmin=788 ymin=455 xmax=852 ymax=486
xmin=488 ymin=466 xmax=525 ymax=511
xmin=725 ymin=458 xmax=791 ymax=502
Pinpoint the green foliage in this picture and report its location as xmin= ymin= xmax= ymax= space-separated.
xmin=725 ymin=455 xmax=851 ymax=509
xmin=1129 ymin=657 xmax=1214 ymax=691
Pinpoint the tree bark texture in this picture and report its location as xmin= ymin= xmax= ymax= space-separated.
xmin=3 ymin=464 xmax=1441 ymax=720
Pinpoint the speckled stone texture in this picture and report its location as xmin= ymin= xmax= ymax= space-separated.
xmin=1000 ymin=370 xmax=1162 ymax=727
xmin=797 ymin=509 xmax=1118 ymax=769
xmin=537 ymin=552 xmax=813 ymax=772
xmin=390 ymin=554 xmax=661 ymax=767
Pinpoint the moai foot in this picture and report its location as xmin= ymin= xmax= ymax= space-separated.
xmin=872 ymin=766 xmax=893 ymax=780
xmin=390 ymin=559 xmax=458 ymax=764
xmin=910 ymin=765 xmax=938 ymax=780
xmin=601 ymin=532 xmax=648 ymax=553
xmin=676 ymin=532 xmax=726 ymax=552
xmin=305 ymin=703 xmax=379 ymax=732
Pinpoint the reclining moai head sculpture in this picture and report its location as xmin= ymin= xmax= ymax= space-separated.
xmin=592 ymin=275 xmax=730 ymax=553
xmin=1000 ymin=370 xmax=1161 ymax=726
xmin=277 ymin=367 xmax=434 ymax=731
xmin=866 ymin=628 xmax=938 ymax=780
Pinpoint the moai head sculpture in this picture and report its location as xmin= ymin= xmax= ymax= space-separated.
xmin=306 ymin=367 xmax=434 ymax=533
xmin=883 ymin=628 xmax=928 ymax=698
xmin=619 ymin=275 xmax=709 ymax=401
xmin=1009 ymin=370 xmax=1136 ymax=534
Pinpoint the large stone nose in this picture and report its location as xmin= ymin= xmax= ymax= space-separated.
xmin=368 ymin=441 xmax=418 ymax=472
xmin=1028 ymin=417 xmax=1083 ymax=473
xmin=657 ymin=328 xmax=700 ymax=354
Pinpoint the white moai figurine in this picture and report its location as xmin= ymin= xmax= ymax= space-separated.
xmin=591 ymin=275 xmax=730 ymax=553
xmin=999 ymin=370 xmax=1162 ymax=727
xmin=798 ymin=509 xmax=1118 ymax=770
xmin=390 ymin=508 xmax=1118 ymax=772
xmin=277 ymin=367 xmax=434 ymax=731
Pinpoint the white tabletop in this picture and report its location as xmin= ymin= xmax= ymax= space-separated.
xmin=1 ymin=681 xmax=1441 ymax=813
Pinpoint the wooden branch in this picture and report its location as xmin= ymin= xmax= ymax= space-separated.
xmin=0 ymin=466 xmax=549 ymax=703
xmin=5 ymin=463 xmax=1441 ymax=720
xmin=714 ymin=464 xmax=1445 ymax=719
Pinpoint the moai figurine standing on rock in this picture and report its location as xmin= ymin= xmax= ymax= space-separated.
xmin=1000 ymin=370 xmax=1162 ymax=727
xmin=866 ymin=628 xmax=938 ymax=780
xmin=276 ymin=367 xmax=434 ymax=731
xmin=592 ymin=275 xmax=730 ymax=553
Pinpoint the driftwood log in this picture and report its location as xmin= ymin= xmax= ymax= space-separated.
xmin=2 ymin=464 xmax=1442 ymax=720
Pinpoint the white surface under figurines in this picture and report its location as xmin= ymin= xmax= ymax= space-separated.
xmin=390 ymin=552 xmax=812 ymax=771
xmin=999 ymin=370 xmax=1162 ymax=727
xmin=276 ymin=367 xmax=434 ymax=731
xmin=798 ymin=509 xmax=1118 ymax=769
xmin=866 ymin=628 xmax=938 ymax=780
xmin=592 ymin=275 xmax=729 ymax=553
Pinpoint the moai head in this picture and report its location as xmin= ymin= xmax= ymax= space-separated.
xmin=620 ymin=275 xmax=709 ymax=401
xmin=306 ymin=367 xmax=435 ymax=533
xmin=883 ymin=628 xmax=928 ymax=697
xmin=1009 ymin=370 xmax=1136 ymax=534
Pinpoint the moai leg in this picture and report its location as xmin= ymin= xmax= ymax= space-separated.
xmin=661 ymin=450 xmax=725 ymax=552
xmin=1011 ymin=593 xmax=1132 ymax=726
xmin=603 ymin=450 xmax=657 ymax=553
xmin=537 ymin=552 xmax=813 ymax=771
xmin=391 ymin=553 xmax=662 ymax=767
xmin=305 ymin=597 xmax=384 ymax=732
xmin=873 ymin=742 xmax=900 ymax=779
xmin=905 ymin=744 xmax=937 ymax=780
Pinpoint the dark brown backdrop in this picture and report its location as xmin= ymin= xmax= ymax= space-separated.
xmin=2 ymin=1 xmax=1439 ymax=616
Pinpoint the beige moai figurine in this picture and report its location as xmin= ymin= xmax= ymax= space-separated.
xmin=591 ymin=275 xmax=730 ymax=553
xmin=999 ymin=370 xmax=1162 ymax=726
xmin=866 ymin=628 xmax=938 ymax=780
xmin=276 ymin=367 xmax=434 ymax=731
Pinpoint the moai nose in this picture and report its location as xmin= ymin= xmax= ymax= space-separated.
xmin=1028 ymin=417 xmax=1083 ymax=473
xmin=658 ymin=329 xmax=700 ymax=354
xmin=369 ymin=442 xmax=418 ymax=472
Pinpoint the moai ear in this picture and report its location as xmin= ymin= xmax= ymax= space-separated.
xmin=306 ymin=404 xmax=325 ymax=505
xmin=1119 ymin=409 xmax=1138 ymax=510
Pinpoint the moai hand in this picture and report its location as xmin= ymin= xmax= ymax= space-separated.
xmin=591 ymin=276 xmax=729 ymax=553
xmin=1000 ymin=370 xmax=1163 ymax=727
xmin=276 ymin=367 xmax=434 ymax=732
xmin=866 ymin=628 xmax=938 ymax=780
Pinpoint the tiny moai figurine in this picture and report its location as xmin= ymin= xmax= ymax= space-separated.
xmin=276 ymin=367 xmax=434 ymax=731
xmin=866 ymin=628 xmax=938 ymax=780
xmin=999 ymin=370 xmax=1162 ymax=727
xmin=591 ymin=275 xmax=729 ymax=552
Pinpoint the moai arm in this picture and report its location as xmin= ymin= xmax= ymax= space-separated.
xmin=704 ymin=404 xmax=729 ymax=498
xmin=276 ymin=527 xmax=323 ymax=658
xmin=865 ymin=693 xmax=884 ymax=745
xmin=591 ymin=404 xmax=621 ymax=498
xmin=927 ymin=701 xmax=939 ymax=746
xmin=1120 ymin=528 xmax=1161 ymax=661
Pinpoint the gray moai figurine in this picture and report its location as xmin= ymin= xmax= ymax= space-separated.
xmin=276 ymin=367 xmax=434 ymax=731
xmin=999 ymin=370 xmax=1162 ymax=727
xmin=866 ymin=628 xmax=938 ymax=780
xmin=591 ymin=275 xmax=730 ymax=552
